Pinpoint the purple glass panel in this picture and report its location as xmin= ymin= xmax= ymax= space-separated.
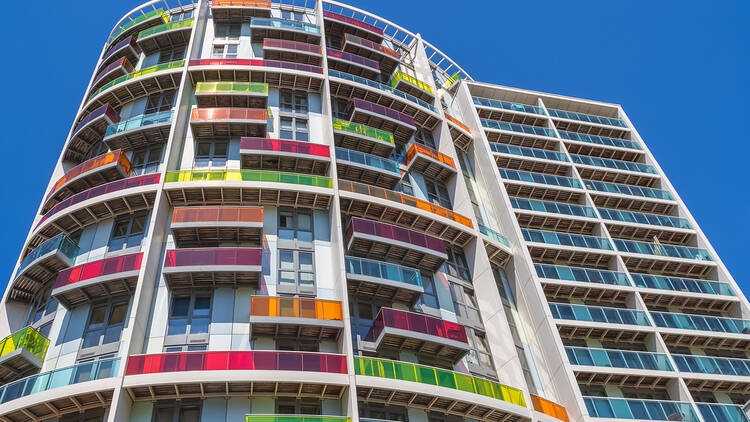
xmin=71 ymin=105 xmax=120 ymax=138
xmin=347 ymin=217 xmax=446 ymax=254
xmin=365 ymin=308 xmax=469 ymax=343
xmin=326 ymin=48 xmax=380 ymax=71
xmin=101 ymin=36 xmax=142 ymax=65
xmin=350 ymin=98 xmax=414 ymax=126
xmin=164 ymin=248 xmax=263 ymax=268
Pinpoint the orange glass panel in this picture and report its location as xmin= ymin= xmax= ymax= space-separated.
xmin=531 ymin=395 xmax=570 ymax=422
xmin=47 ymin=150 xmax=131 ymax=201
xmin=172 ymin=206 xmax=263 ymax=224
xmin=212 ymin=0 xmax=271 ymax=7
xmin=250 ymin=296 xmax=343 ymax=321
xmin=445 ymin=113 xmax=471 ymax=133
xmin=405 ymin=143 xmax=455 ymax=169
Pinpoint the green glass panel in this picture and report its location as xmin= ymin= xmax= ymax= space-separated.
xmin=138 ymin=19 xmax=194 ymax=39
xmin=415 ymin=365 xmax=437 ymax=385
xmin=454 ymin=372 xmax=476 ymax=393
xmin=393 ymin=361 xmax=417 ymax=382
xmin=435 ymin=369 xmax=457 ymax=389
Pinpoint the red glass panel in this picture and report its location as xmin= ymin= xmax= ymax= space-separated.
xmin=253 ymin=351 xmax=277 ymax=370
xmin=228 ymin=351 xmax=254 ymax=370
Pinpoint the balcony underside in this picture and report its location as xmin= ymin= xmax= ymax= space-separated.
xmin=574 ymin=370 xmax=672 ymax=389
xmin=326 ymin=58 xmax=379 ymax=81
xmin=564 ymin=140 xmax=643 ymax=162
xmin=336 ymin=161 xmax=400 ymax=190
xmin=43 ymin=166 xmax=129 ymax=214
xmin=661 ymin=332 xmax=750 ymax=352
xmin=163 ymin=267 xmax=261 ymax=289
xmin=556 ymin=324 xmax=650 ymax=344
xmin=263 ymin=46 xmax=322 ymax=66
xmin=553 ymin=119 xmax=629 ymax=139
xmin=10 ymin=251 xmax=74 ymax=303
xmin=516 ymin=212 xmax=597 ymax=235
xmin=0 ymin=349 xmax=43 ymax=384
xmin=495 ymin=156 xmax=570 ymax=176
xmin=83 ymin=70 xmax=182 ymax=117
xmin=346 ymin=273 xmax=423 ymax=306
xmin=683 ymin=377 xmax=750 ymax=395
xmin=333 ymin=130 xmax=394 ymax=158
xmin=406 ymin=154 xmax=456 ymax=181
xmin=190 ymin=118 xmax=267 ymax=139
xmin=248 ymin=317 xmax=344 ymax=341
xmin=125 ymin=380 xmax=345 ymax=402
xmin=590 ymin=193 xmax=677 ymax=215
xmin=346 ymin=236 xmax=444 ymax=273
xmin=542 ymin=281 xmax=630 ymax=305
xmin=90 ymin=63 xmax=131 ymax=94
xmin=485 ymin=131 xmax=558 ymax=150
xmin=481 ymin=238 xmax=512 ymax=268
xmin=103 ymin=120 xmax=172 ymax=151
xmin=640 ymin=292 xmax=735 ymax=313
xmin=250 ymin=27 xmax=320 ymax=44
xmin=138 ymin=27 xmax=191 ymax=55
xmin=620 ymin=255 xmax=714 ymax=278
xmin=476 ymin=108 xmax=547 ymax=126
xmin=605 ymin=223 xmax=692 ymax=245
xmin=329 ymin=79 xmax=440 ymax=130
xmin=0 ymin=386 xmax=113 ymax=422
xmin=171 ymin=224 xmax=263 ymax=248
xmin=576 ymin=166 xmax=659 ymax=188
xmin=390 ymin=79 xmax=434 ymax=104
xmin=365 ymin=331 xmax=469 ymax=370
xmin=323 ymin=19 xmax=382 ymax=43
xmin=189 ymin=66 xmax=323 ymax=91
xmin=527 ymin=245 xmax=613 ymax=268
xmin=164 ymin=185 xmax=332 ymax=210
xmin=348 ymin=106 xmax=415 ymax=145
xmin=195 ymin=92 xmax=268 ymax=109
xmin=341 ymin=43 xmax=398 ymax=75
xmin=503 ymin=181 xmax=585 ymax=203
xmin=211 ymin=5 xmax=271 ymax=21
xmin=241 ymin=152 xmax=330 ymax=176
xmin=52 ymin=272 xmax=138 ymax=310
xmin=64 ymin=111 xmax=118 ymax=163
xmin=447 ymin=121 xmax=473 ymax=152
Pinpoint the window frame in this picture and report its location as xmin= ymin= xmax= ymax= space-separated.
xmin=277 ymin=249 xmax=315 ymax=296
xmin=108 ymin=211 xmax=149 ymax=252
xmin=78 ymin=299 xmax=129 ymax=360
xmin=214 ymin=23 xmax=241 ymax=41
xmin=153 ymin=400 xmax=202 ymax=422
xmin=164 ymin=292 xmax=212 ymax=349
xmin=157 ymin=46 xmax=186 ymax=64
xmin=130 ymin=145 xmax=163 ymax=175
xmin=423 ymin=177 xmax=452 ymax=209
xmin=194 ymin=140 xmax=229 ymax=169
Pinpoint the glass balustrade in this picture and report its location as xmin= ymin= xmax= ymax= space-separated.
xmin=328 ymin=70 xmax=437 ymax=113
xmin=241 ymin=138 xmax=329 ymax=158
xmin=350 ymin=98 xmax=415 ymax=127
xmin=72 ymin=104 xmax=121 ymax=138
xmin=566 ymin=347 xmax=673 ymax=371
xmin=598 ymin=208 xmax=692 ymax=229
xmin=189 ymin=58 xmax=323 ymax=74
xmin=584 ymin=397 xmax=698 ymax=421
xmin=481 ymin=119 xmax=557 ymax=138
xmin=323 ymin=11 xmax=383 ymax=35
xmin=673 ymin=353 xmax=750 ymax=376
xmin=570 ymin=154 xmax=657 ymax=174
xmin=499 ymin=169 xmax=582 ymax=189
xmin=105 ymin=110 xmax=173 ymax=138
xmin=108 ymin=8 xmax=168 ymax=45
xmin=531 ymin=395 xmax=570 ymax=422
xmin=584 ymin=179 xmax=673 ymax=200
xmin=0 ymin=327 xmax=49 ymax=364
xmin=472 ymin=96 xmax=546 ymax=115
xmin=46 ymin=150 xmax=132 ymax=202
xmin=558 ymin=130 xmax=641 ymax=150
xmin=165 ymin=170 xmax=332 ymax=188
xmin=697 ymin=403 xmax=750 ymax=422
xmin=651 ymin=311 xmax=750 ymax=334
xmin=335 ymin=147 xmax=399 ymax=174
xmin=54 ymin=253 xmax=143 ymax=290
xmin=478 ymin=224 xmax=510 ymax=247
xmin=332 ymin=118 xmax=395 ymax=145
xmin=346 ymin=218 xmax=446 ymax=255
xmin=509 ymin=197 xmax=597 ymax=218
xmin=364 ymin=308 xmax=467 ymax=343
xmin=195 ymin=81 xmax=269 ymax=95
xmin=549 ymin=303 xmax=651 ymax=326
xmin=490 ymin=143 xmax=569 ymax=162
xmin=164 ymin=248 xmax=262 ymax=268
xmin=629 ymin=273 xmax=734 ymax=296
xmin=534 ymin=263 xmax=631 ymax=286
xmin=404 ymin=143 xmax=455 ymax=169
xmin=250 ymin=17 xmax=320 ymax=35
xmin=15 ymin=234 xmax=79 ymax=280
xmin=390 ymin=71 xmax=434 ymax=95
xmin=246 ymin=416 xmax=349 ymax=422
xmin=137 ymin=18 xmax=194 ymax=39
xmin=102 ymin=36 xmax=141 ymax=64
xmin=547 ymin=109 xmax=627 ymax=128
xmin=263 ymin=39 xmax=322 ymax=55
xmin=343 ymin=33 xmax=398 ymax=59
xmin=327 ymin=48 xmax=380 ymax=71
xmin=89 ymin=60 xmax=184 ymax=100
xmin=250 ymin=296 xmax=343 ymax=321
xmin=344 ymin=256 xmax=422 ymax=288
xmin=613 ymin=239 xmax=712 ymax=261
xmin=522 ymin=228 xmax=613 ymax=250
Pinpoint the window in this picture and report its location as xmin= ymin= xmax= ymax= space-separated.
xmin=279 ymin=90 xmax=309 ymax=141
xmin=130 ymin=146 xmax=162 ymax=175
xmin=214 ymin=23 xmax=241 ymax=40
xmin=194 ymin=141 xmax=228 ymax=168
xmin=278 ymin=209 xmax=313 ymax=248
xmin=153 ymin=401 xmax=201 ymax=422
xmin=416 ymin=274 xmax=439 ymax=310
xmin=424 ymin=178 xmax=451 ymax=208
xmin=277 ymin=398 xmax=321 ymax=415
xmin=358 ymin=403 xmax=408 ymax=421
xmin=326 ymin=34 xmax=342 ymax=50
xmin=166 ymin=294 xmax=211 ymax=344
xmin=396 ymin=176 xmax=414 ymax=196
xmin=27 ymin=286 xmax=58 ymax=329
xmin=158 ymin=46 xmax=186 ymax=64
xmin=279 ymin=116 xmax=309 ymax=141
xmin=442 ymin=246 xmax=470 ymax=281
xmin=170 ymin=10 xmax=194 ymax=22
xmin=280 ymin=10 xmax=305 ymax=21
xmin=413 ymin=127 xmax=436 ymax=149
xmin=278 ymin=250 xmax=314 ymax=293
xmin=212 ymin=44 xmax=238 ymax=59
xmin=458 ymin=150 xmax=486 ymax=225
xmin=108 ymin=211 xmax=148 ymax=251
xmin=466 ymin=329 xmax=495 ymax=374
xmin=450 ymin=283 xmax=481 ymax=327
xmin=331 ymin=97 xmax=350 ymax=120
xmin=79 ymin=301 xmax=128 ymax=359
xmin=280 ymin=89 xmax=308 ymax=114
xmin=145 ymin=91 xmax=175 ymax=114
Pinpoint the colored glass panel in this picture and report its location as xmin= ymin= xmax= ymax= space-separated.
xmin=172 ymin=206 xmax=263 ymax=225
xmin=241 ymin=138 xmax=330 ymax=158
xmin=405 ymin=143 xmax=455 ymax=169
xmin=165 ymin=170 xmax=332 ymax=188
xmin=137 ymin=19 xmax=194 ymax=40
xmin=126 ymin=351 xmax=347 ymax=374
xmin=164 ymin=248 xmax=262 ymax=267
xmin=250 ymin=296 xmax=343 ymax=321
xmin=88 ymin=60 xmax=185 ymax=100
xmin=347 ymin=217 xmax=447 ymax=255
xmin=0 ymin=327 xmax=49 ymax=363
xmin=46 ymin=150 xmax=132 ymax=202
xmin=364 ymin=308 xmax=468 ymax=343
xmin=54 ymin=253 xmax=143 ymax=289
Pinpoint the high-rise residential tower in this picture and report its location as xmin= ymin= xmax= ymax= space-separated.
xmin=0 ymin=1 xmax=748 ymax=421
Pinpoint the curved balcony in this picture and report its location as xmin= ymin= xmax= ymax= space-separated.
xmin=0 ymin=358 xmax=119 ymax=422
xmin=404 ymin=142 xmax=456 ymax=180
xmin=90 ymin=57 xmax=135 ymax=94
xmin=250 ymin=17 xmax=321 ymax=44
xmin=327 ymin=48 xmax=380 ymax=80
xmin=478 ymin=224 xmax=512 ymax=267
xmin=195 ymin=82 xmax=269 ymax=108
xmin=390 ymin=71 xmax=434 ymax=103
xmin=354 ymin=357 xmax=528 ymax=421
xmin=323 ymin=11 xmax=383 ymax=43
xmin=335 ymin=147 xmax=400 ymax=189
xmin=123 ymin=351 xmax=347 ymax=401
xmin=337 ymin=180 xmax=474 ymax=246
xmin=531 ymin=395 xmax=570 ymax=422
xmin=99 ymin=36 xmax=141 ymax=69
xmin=344 ymin=256 xmax=422 ymax=306
xmin=163 ymin=248 xmax=262 ymax=289
xmin=63 ymin=104 xmax=120 ymax=163
xmin=332 ymin=118 xmax=394 ymax=157
xmin=52 ymin=252 xmax=143 ymax=309
xmin=30 ymin=174 xmax=160 ymax=257
xmin=83 ymin=60 xmax=184 ymax=116
xmin=211 ymin=0 xmax=272 ymax=21
xmin=342 ymin=34 xmax=399 ymax=75
xmin=348 ymin=98 xmax=415 ymax=143
xmin=240 ymin=138 xmax=330 ymax=175
xmin=170 ymin=206 xmax=263 ymax=248
xmin=43 ymin=150 xmax=132 ymax=214
xmin=583 ymin=397 xmax=698 ymax=422
xmin=188 ymin=58 xmax=324 ymax=91
xmin=9 ymin=234 xmax=78 ymax=303
xmin=363 ymin=308 xmax=470 ymax=366
xmin=103 ymin=110 xmax=173 ymax=151
xmin=0 ymin=327 xmax=49 ymax=383
xmin=164 ymin=170 xmax=333 ymax=210
xmin=190 ymin=107 xmax=267 ymax=138
xmin=137 ymin=19 xmax=194 ymax=54
xmin=444 ymin=113 xmax=473 ymax=151
xmin=106 ymin=8 xmax=168 ymax=49
xmin=263 ymin=39 xmax=322 ymax=65
xmin=249 ymin=296 xmax=344 ymax=340
xmin=345 ymin=217 xmax=447 ymax=272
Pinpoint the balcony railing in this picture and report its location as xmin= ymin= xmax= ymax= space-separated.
xmin=343 ymin=33 xmax=398 ymax=59
xmin=598 ymin=208 xmax=692 ymax=229
xmin=101 ymin=36 xmax=141 ymax=65
xmin=558 ymin=130 xmax=641 ymax=150
xmin=583 ymin=397 xmax=698 ymax=422
xmin=250 ymin=296 xmax=343 ymax=321
xmin=347 ymin=218 xmax=446 ymax=256
xmin=584 ymin=179 xmax=674 ymax=200
xmin=332 ymin=118 xmax=395 ymax=146
xmin=390 ymin=71 xmax=434 ymax=96
xmin=71 ymin=104 xmax=121 ymax=140
xmin=108 ymin=8 xmax=168 ymax=45
xmin=15 ymin=234 xmax=79 ymax=281
xmin=172 ymin=206 xmax=263 ymax=226
xmin=613 ymin=239 xmax=712 ymax=261
xmin=344 ymin=256 xmax=422 ymax=289
xmin=472 ymin=96 xmax=546 ymax=115
xmin=88 ymin=60 xmax=184 ymax=100
xmin=566 ymin=346 xmax=673 ymax=371
xmin=490 ymin=143 xmax=569 ymax=162
xmin=328 ymin=70 xmax=438 ymax=113
xmin=190 ymin=107 xmax=267 ymax=122
xmin=444 ymin=113 xmax=471 ymax=133
xmin=673 ymin=353 xmax=750 ymax=376
xmin=245 ymin=417 xmax=349 ymax=422
xmin=549 ymin=303 xmax=651 ymax=326
xmin=509 ymin=197 xmax=597 ymax=218
xmin=522 ymin=229 xmax=613 ymax=250
xmin=630 ymin=273 xmax=733 ymax=296
xmin=0 ymin=358 xmax=119 ymax=405
xmin=164 ymin=248 xmax=262 ymax=268
xmin=0 ymin=326 xmax=49 ymax=367
xmin=478 ymin=224 xmax=510 ymax=247
xmin=104 ymin=110 xmax=174 ymax=138
xmin=651 ymin=311 xmax=750 ymax=334
xmin=499 ymin=169 xmax=583 ymax=189
xmin=349 ymin=98 xmax=415 ymax=127
xmin=530 ymin=395 xmax=570 ymax=422
xmin=125 ymin=351 xmax=347 ymax=375
xmin=250 ymin=17 xmax=320 ymax=35
xmin=404 ymin=143 xmax=456 ymax=170
xmin=137 ymin=18 xmax=193 ymax=40
xmin=481 ymin=119 xmax=558 ymax=138
xmin=364 ymin=307 xmax=467 ymax=343
xmin=534 ymin=263 xmax=631 ymax=286
xmin=327 ymin=48 xmax=380 ymax=72
xmin=335 ymin=147 xmax=399 ymax=175
xmin=45 ymin=150 xmax=132 ymax=205
xmin=354 ymin=357 xmax=526 ymax=407
xmin=164 ymin=170 xmax=332 ymax=188
xmin=570 ymin=154 xmax=657 ymax=174
xmin=697 ymin=403 xmax=750 ymax=422
xmin=91 ymin=57 xmax=135 ymax=88
xmin=52 ymin=253 xmax=143 ymax=308
xmin=212 ymin=0 xmax=272 ymax=6
xmin=241 ymin=138 xmax=330 ymax=158
xmin=547 ymin=108 xmax=627 ymax=128
xmin=189 ymin=58 xmax=324 ymax=75
xmin=323 ymin=11 xmax=383 ymax=36
xmin=195 ymin=81 xmax=269 ymax=95
xmin=263 ymin=39 xmax=322 ymax=56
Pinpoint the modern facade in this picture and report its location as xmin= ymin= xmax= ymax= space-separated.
xmin=0 ymin=1 xmax=748 ymax=421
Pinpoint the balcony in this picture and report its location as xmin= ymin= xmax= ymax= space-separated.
xmin=355 ymin=357 xmax=528 ymax=420
xmin=262 ymin=39 xmax=322 ymax=65
xmin=444 ymin=113 xmax=473 ymax=151
xmin=570 ymin=153 xmax=656 ymax=176
xmin=250 ymin=18 xmax=321 ymax=44
xmin=348 ymin=98 xmax=415 ymax=143
xmin=531 ymin=395 xmax=570 ymax=422
xmin=171 ymin=206 xmax=263 ymax=248
xmin=249 ymin=296 xmax=344 ymax=340
xmin=510 ymin=197 xmax=597 ymax=219
xmin=43 ymin=150 xmax=132 ymax=214
xmin=585 ymin=180 xmax=673 ymax=204
xmin=697 ymin=403 xmax=750 ymax=422
xmin=549 ymin=303 xmax=651 ymax=327
xmin=52 ymin=252 xmax=143 ymax=309
xmin=363 ymin=308 xmax=470 ymax=366
xmin=342 ymin=33 xmax=399 ymax=74
xmin=473 ymin=96 xmax=546 ymax=116
xmin=523 ymin=229 xmax=612 ymax=250
xmin=584 ymin=397 xmax=698 ymax=422
xmin=523 ymin=228 xmax=613 ymax=267
xmin=390 ymin=71 xmax=434 ymax=103
xmin=614 ymin=238 xmax=714 ymax=278
xmin=481 ymin=119 xmax=558 ymax=139
xmin=327 ymin=48 xmax=380 ymax=79
xmin=123 ymin=351 xmax=347 ymax=400
xmin=548 ymin=108 xmax=627 ymax=128
xmin=673 ymin=353 xmax=750 ymax=377
xmin=240 ymin=138 xmax=330 ymax=175
xmin=614 ymin=239 xmax=711 ymax=261
xmin=211 ymin=0 xmax=272 ymax=21
xmin=90 ymin=57 xmax=135 ymax=93
xmin=344 ymin=256 xmax=423 ymax=305
xmin=535 ymin=263 xmax=631 ymax=287
xmin=190 ymin=107 xmax=267 ymax=138
xmin=551 ymin=112 xmax=629 ymax=139
xmin=164 ymin=170 xmax=332 ymax=209
xmin=338 ymin=180 xmax=475 ymax=246
xmin=323 ymin=11 xmax=384 ymax=42
xmin=0 ymin=327 xmax=49 ymax=383
xmin=33 ymin=174 xmax=160 ymax=254
xmin=162 ymin=248 xmax=262 ymax=289
xmin=64 ymin=104 xmax=120 ymax=163
xmin=10 ymin=234 xmax=78 ymax=304
xmin=566 ymin=346 xmax=673 ymax=372
xmin=499 ymin=169 xmax=583 ymax=192
xmin=246 ymin=417 xmax=348 ymax=422
xmin=599 ymin=208 xmax=692 ymax=242
xmin=335 ymin=147 xmax=401 ymax=189
xmin=631 ymin=273 xmax=733 ymax=296
xmin=195 ymin=82 xmax=269 ymax=108
xmin=332 ymin=118 xmax=395 ymax=157
xmin=345 ymin=217 xmax=447 ymax=271
xmin=137 ymin=19 xmax=194 ymax=53
xmin=100 ymin=36 xmax=141 ymax=69
xmin=106 ymin=8 xmax=168 ymax=48
xmin=0 ymin=358 xmax=119 ymax=421
xmin=478 ymin=224 xmax=512 ymax=267
xmin=558 ymin=128 xmax=641 ymax=152
xmin=404 ymin=143 xmax=456 ymax=180
xmin=188 ymin=58 xmax=324 ymax=91
xmin=651 ymin=311 xmax=750 ymax=335
xmin=103 ymin=110 xmax=173 ymax=151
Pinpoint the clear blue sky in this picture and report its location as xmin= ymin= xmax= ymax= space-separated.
xmin=0 ymin=1 xmax=747 ymax=294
